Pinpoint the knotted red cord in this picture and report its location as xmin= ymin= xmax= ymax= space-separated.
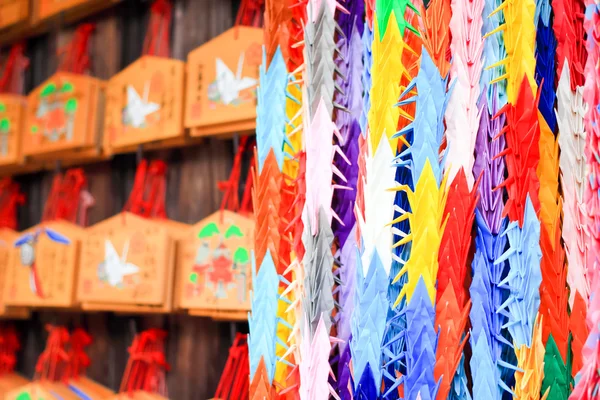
xmin=120 ymin=329 xmax=169 ymax=397
xmin=41 ymin=169 xmax=92 ymax=227
xmin=0 ymin=43 xmax=28 ymax=94
xmin=214 ymin=333 xmax=249 ymax=400
xmin=67 ymin=329 xmax=92 ymax=379
xmin=35 ymin=325 xmax=71 ymax=383
xmin=218 ymin=137 xmax=255 ymax=221
xmin=123 ymin=160 xmax=167 ymax=219
xmin=0 ymin=326 xmax=20 ymax=375
xmin=57 ymin=23 xmax=95 ymax=75
xmin=0 ymin=178 xmax=24 ymax=230
xmin=234 ymin=0 xmax=264 ymax=29
xmin=142 ymin=0 xmax=172 ymax=58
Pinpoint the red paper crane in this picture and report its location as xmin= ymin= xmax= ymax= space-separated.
xmin=494 ymin=78 xmax=541 ymax=226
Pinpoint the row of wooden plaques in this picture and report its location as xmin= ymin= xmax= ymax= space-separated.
xmin=0 ymin=374 xmax=168 ymax=400
xmin=0 ymin=17 xmax=262 ymax=174
xmin=0 ymin=210 xmax=254 ymax=321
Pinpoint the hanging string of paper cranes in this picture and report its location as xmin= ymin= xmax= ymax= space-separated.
xmin=248 ymin=0 xmax=600 ymax=398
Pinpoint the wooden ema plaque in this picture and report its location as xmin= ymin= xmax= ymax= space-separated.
xmin=23 ymin=72 xmax=104 ymax=159
xmin=0 ymin=373 xmax=28 ymax=397
xmin=107 ymin=392 xmax=168 ymax=400
xmin=77 ymin=212 xmax=179 ymax=313
xmin=104 ymin=56 xmax=185 ymax=154
xmin=35 ymin=0 xmax=92 ymax=20
xmin=66 ymin=377 xmax=114 ymax=399
xmin=3 ymin=221 xmax=83 ymax=308
xmin=185 ymin=27 xmax=262 ymax=137
xmin=0 ymin=0 xmax=29 ymax=30
xmin=177 ymin=210 xmax=253 ymax=317
xmin=0 ymin=229 xmax=28 ymax=319
xmin=5 ymin=382 xmax=74 ymax=400
xmin=0 ymin=95 xmax=25 ymax=168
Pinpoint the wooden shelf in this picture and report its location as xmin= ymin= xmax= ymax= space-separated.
xmin=0 ymin=0 xmax=121 ymax=48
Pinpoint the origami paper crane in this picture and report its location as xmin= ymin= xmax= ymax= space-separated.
xmin=420 ymin=0 xmax=451 ymax=79
xmin=444 ymin=0 xmax=484 ymax=189
xmin=557 ymin=64 xmax=590 ymax=307
xmin=350 ymin=250 xmax=388 ymax=397
xmin=433 ymin=285 xmax=470 ymax=400
xmin=487 ymin=0 xmax=537 ymax=103
xmin=252 ymin=150 xmax=283 ymax=271
xmin=538 ymin=219 xmax=569 ymax=359
xmin=395 ymin=49 xmax=450 ymax=187
xmin=256 ymin=47 xmax=289 ymax=173
xmin=263 ymin=0 xmax=292 ymax=68
xmin=570 ymin=292 xmax=589 ymax=376
xmin=470 ymin=214 xmax=517 ymax=397
xmin=513 ymin=316 xmax=545 ymax=400
xmin=302 ymin=208 xmax=336 ymax=338
xmin=375 ymin=0 xmax=419 ymax=40
xmin=249 ymin=251 xmax=280 ymax=385
xmin=437 ymin=170 xmax=478 ymax=307
xmin=336 ymin=227 xmax=358 ymax=398
xmin=534 ymin=0 xmax=557 ymax=133
xmin=495 ymin=78 xmax=541 ymax=225
xmin=359 ymin=22 xmax=372 ymax=137
xmin=303 ymin=0 xmax=342 ymax=120
xmin=582 ymin=1 xmax=600 ymax=289
xmin=496 ymin=196 xmax=542 ymax=348
xmin=331 ymin=19 xmax=363 ymax=379
xmin=480 ymin=0 xmax=507 ymax=108
xmin=403 ymin=278 xmax=440 ymax=400
xmin=299 ymin=316 xmax=340 ymax=400
xmin=570 ymin=274 xmax=600 ymax=400
xmin=541 ymin=335 xmax=570 ymax=399
xmin=367 ymin=14 xmax=409 ymax=152
xmin=357 ymin=134 xmax=395 ymax=277
xmin=392 ymin=49 xmax=450 ymax=305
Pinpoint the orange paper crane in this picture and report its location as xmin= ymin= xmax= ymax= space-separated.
xmin=420 ymin=0 xmax=452 ymax=80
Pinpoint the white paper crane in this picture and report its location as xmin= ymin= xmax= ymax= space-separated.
xmin=123 ymin=83 xmax=160 ymax=128
xmin=98 ymin=239 xmax=140 ymax=287
xmin=214 ymin=53 xmax=258 ymax=105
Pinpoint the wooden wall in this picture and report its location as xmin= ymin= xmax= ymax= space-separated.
xmin=7 ymin=0 xmax=249 ymax=398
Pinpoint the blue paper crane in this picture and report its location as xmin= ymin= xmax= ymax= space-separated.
xmin=14 ymin=227 xmax=71 ymax=298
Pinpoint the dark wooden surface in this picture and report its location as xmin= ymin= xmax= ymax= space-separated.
xmin=6 ymin=0 xmax=249 ymax=398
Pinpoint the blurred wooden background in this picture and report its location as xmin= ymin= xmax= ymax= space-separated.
xmin=5 ymin=0 xmax=250 ymax=398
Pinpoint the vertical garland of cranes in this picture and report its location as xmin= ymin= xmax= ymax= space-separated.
xmin=434 ymin=0 xmax=485 ymax=393
xmin=391 ymin=0 xmax=454 ymax=390
xmin=250 ymin=2 xmax=296 ymax=399
xmin=298 ymin=0 xmax=348 ymax=398
xmin=469 ymin=0 xmax=516 ymax=392
xmin=250 ymin=44 xmax=289 ymax=400
xmin=553 ymin=0 xmax=590 ymax=380
xmin=534 ymin=0 xmax=571 ymax=395
xmin=351 ymin=0 xmax=415 ymax=397
xmin=332 ymin=1 xmax=364 ymax=398
xmin=377 ymin=0 xmax=422 ymax=398
xmin=278 ymin=1 xmax=306 ymax=397
xmin=570 ymin=1 xmax=600 ymax=398
xmin=381 ymin=3 xmax=422 ymax=399
xmin=489 ymin=0 xmax=545 ymax=392
xmin=353 ymin=0 xmax=372 ymax=393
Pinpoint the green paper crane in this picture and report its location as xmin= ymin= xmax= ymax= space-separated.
xmin=375 ymin=0 xmax=420 ymax=39
xmin=541 ymin=335 xmax=570 ymax=399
